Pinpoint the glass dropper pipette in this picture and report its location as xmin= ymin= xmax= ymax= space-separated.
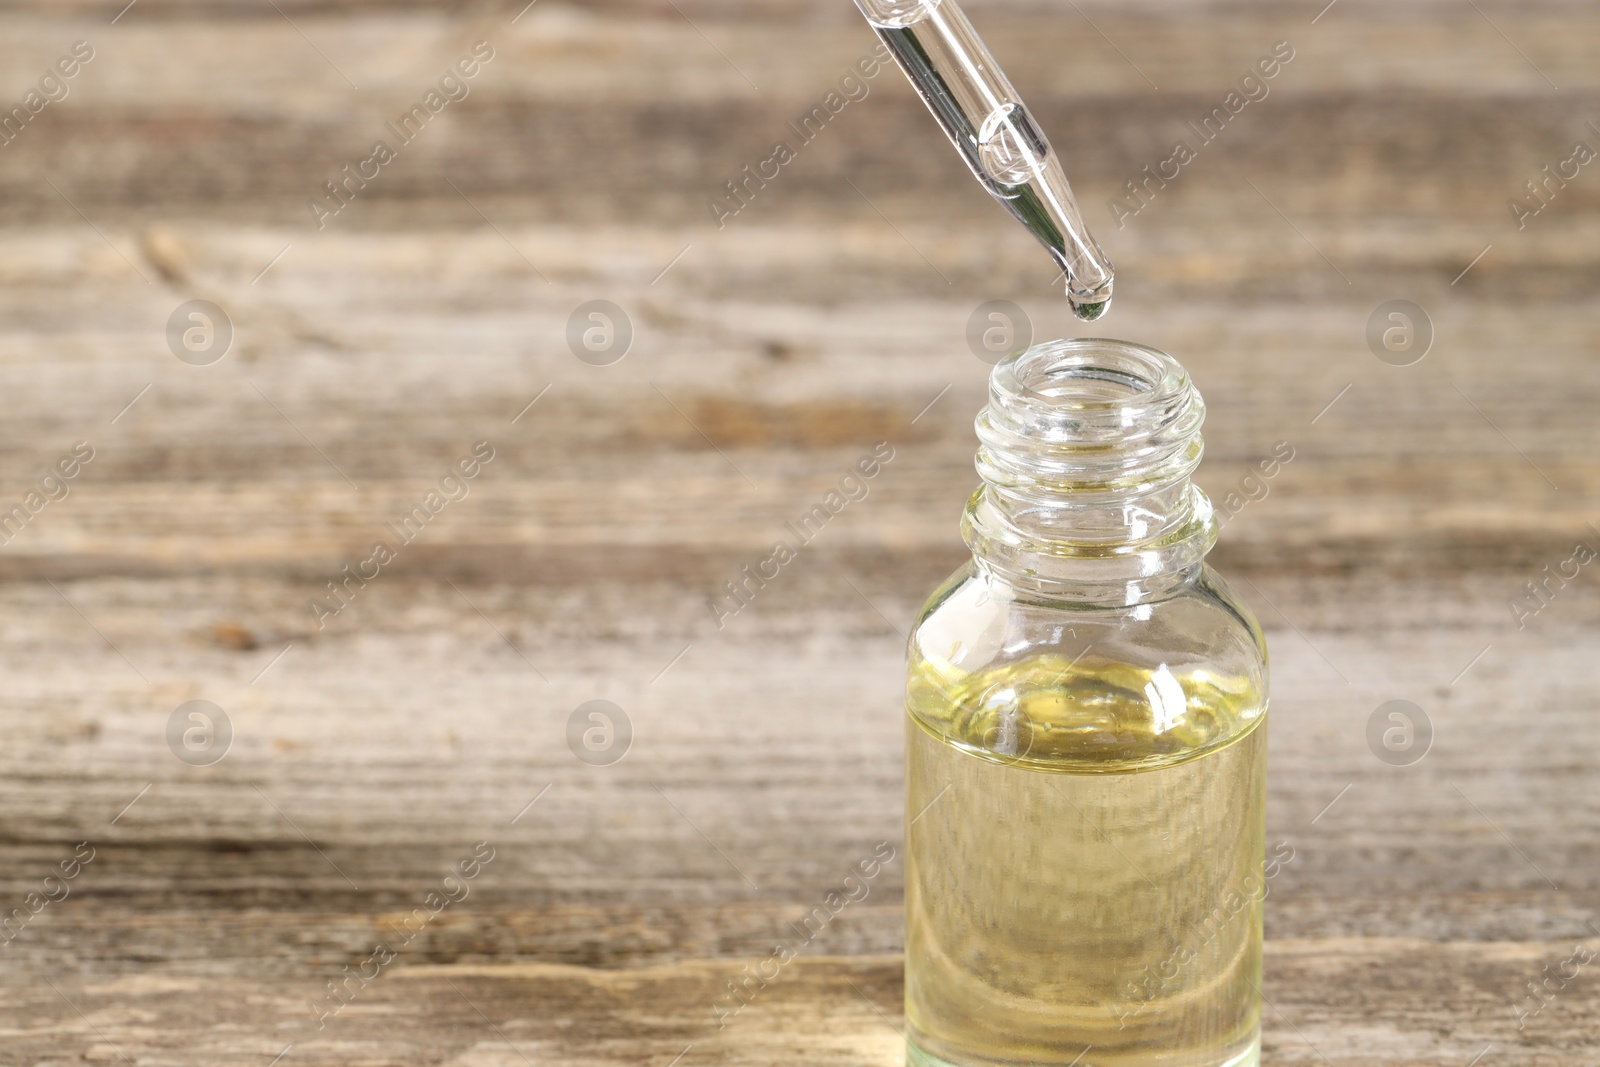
xmin=852 ymin=0 xmax=1115 ymax=320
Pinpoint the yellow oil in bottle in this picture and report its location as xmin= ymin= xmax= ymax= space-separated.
xmin=905 ymin=653 xmax=1267 ymax=1067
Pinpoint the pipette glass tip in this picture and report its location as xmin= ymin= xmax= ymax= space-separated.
xmin=853 ymin=0 xmax=1116 ymax=319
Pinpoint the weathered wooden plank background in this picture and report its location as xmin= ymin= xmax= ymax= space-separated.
xmin=0 ymin=0 xmax=1597 ymax=1063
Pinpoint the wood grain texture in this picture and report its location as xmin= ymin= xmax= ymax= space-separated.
xmin=0 ymin=0 xmax=1598 ymax=1063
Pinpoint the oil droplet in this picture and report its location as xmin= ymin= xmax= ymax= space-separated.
xmin=1068 ymin=276 xmax=1113 ymax=321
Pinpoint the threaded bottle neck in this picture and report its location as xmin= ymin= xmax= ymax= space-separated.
xmin=961 ymin=337 xmax=1217 ymax=603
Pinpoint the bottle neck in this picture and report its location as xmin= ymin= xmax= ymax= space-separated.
xmin=961 ymin=337 xmax=1217 ymax=607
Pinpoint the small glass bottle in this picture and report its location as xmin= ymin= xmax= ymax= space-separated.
xmin=904 ymin=338 xmax=1269 ymax=1067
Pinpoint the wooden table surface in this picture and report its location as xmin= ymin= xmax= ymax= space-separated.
xmin=1 ymin=0 xmax=1597 ymax=1063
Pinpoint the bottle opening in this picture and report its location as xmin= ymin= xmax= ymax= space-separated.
xmin=966 ymin=337 xmax=1216 ymax=597
xmin=1025 ymin=363 xmax=1151 ymax=402
xmin=988 ymin=339 xmax=1197 ymax=453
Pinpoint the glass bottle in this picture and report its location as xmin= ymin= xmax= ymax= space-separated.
xmin=904 ymin=338 xmax=1269 ymax=1067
